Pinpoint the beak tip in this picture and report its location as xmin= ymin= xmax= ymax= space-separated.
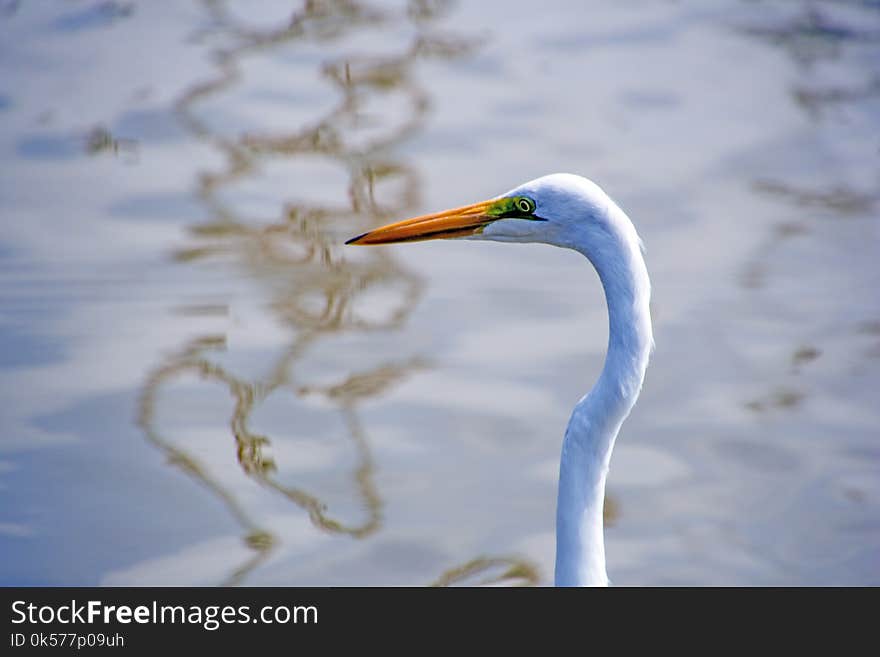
xmin=345 ymin=232 xmax=368 ymax=245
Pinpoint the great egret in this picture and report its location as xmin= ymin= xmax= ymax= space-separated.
xmin=347 ymin=173 xmax=653 ymax=586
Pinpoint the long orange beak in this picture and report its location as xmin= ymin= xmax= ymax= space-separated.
xmin=346 ymin=200 xmax=495 ymax=245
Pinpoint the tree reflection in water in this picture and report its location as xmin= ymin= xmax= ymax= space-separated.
xmin=138 ymin=0 xmax=539 ymax=586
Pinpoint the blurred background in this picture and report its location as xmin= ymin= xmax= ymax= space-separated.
xmin=1 ymin=0 xmax=878 ymax=586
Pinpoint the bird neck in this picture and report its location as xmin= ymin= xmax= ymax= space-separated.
xmin=554 ymin=229 xmax=652 ymax=587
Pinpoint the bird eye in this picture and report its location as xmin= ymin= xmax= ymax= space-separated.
xmin=517 ymin=198 xmax=534 ymax=214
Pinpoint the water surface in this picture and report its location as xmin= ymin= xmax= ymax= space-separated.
xmin=1 ymin=0 xmax=878 ymax=585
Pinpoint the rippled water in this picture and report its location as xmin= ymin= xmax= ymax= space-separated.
xmin=1 ymin=0 xmax=878 ymax=586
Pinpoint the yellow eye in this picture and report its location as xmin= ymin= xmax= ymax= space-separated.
xmin=517 ymin=198 xmax=534 ymax=213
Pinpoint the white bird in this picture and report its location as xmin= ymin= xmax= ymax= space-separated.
xmin=347 ymin=173 xmax=653 ymax=586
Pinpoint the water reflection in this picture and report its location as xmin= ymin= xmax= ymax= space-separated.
xmin=138 ymin=0 xmax=537 ymax=585
xmin=85 ymin=125 xmax=138 ymax=158
xmin=52 ymin=1 xmax=135 ymax=32
xmin=3 ymin=0 xmax=878 ymax=587
xmin=431 ymin=556 xmax=539 ymax=587
xmin=0 ymin=0 xmax=19 ymax=19
xmin=753 ymin=180 xmax=878 ymax=218
xmin=737 ymin=1 xmax=879 ymax=421
xmin=741 ymin=3 xmax=880 ymax=65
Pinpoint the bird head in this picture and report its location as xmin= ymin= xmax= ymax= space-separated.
xmin=346 ymin=173 xmax=621 ymax=255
